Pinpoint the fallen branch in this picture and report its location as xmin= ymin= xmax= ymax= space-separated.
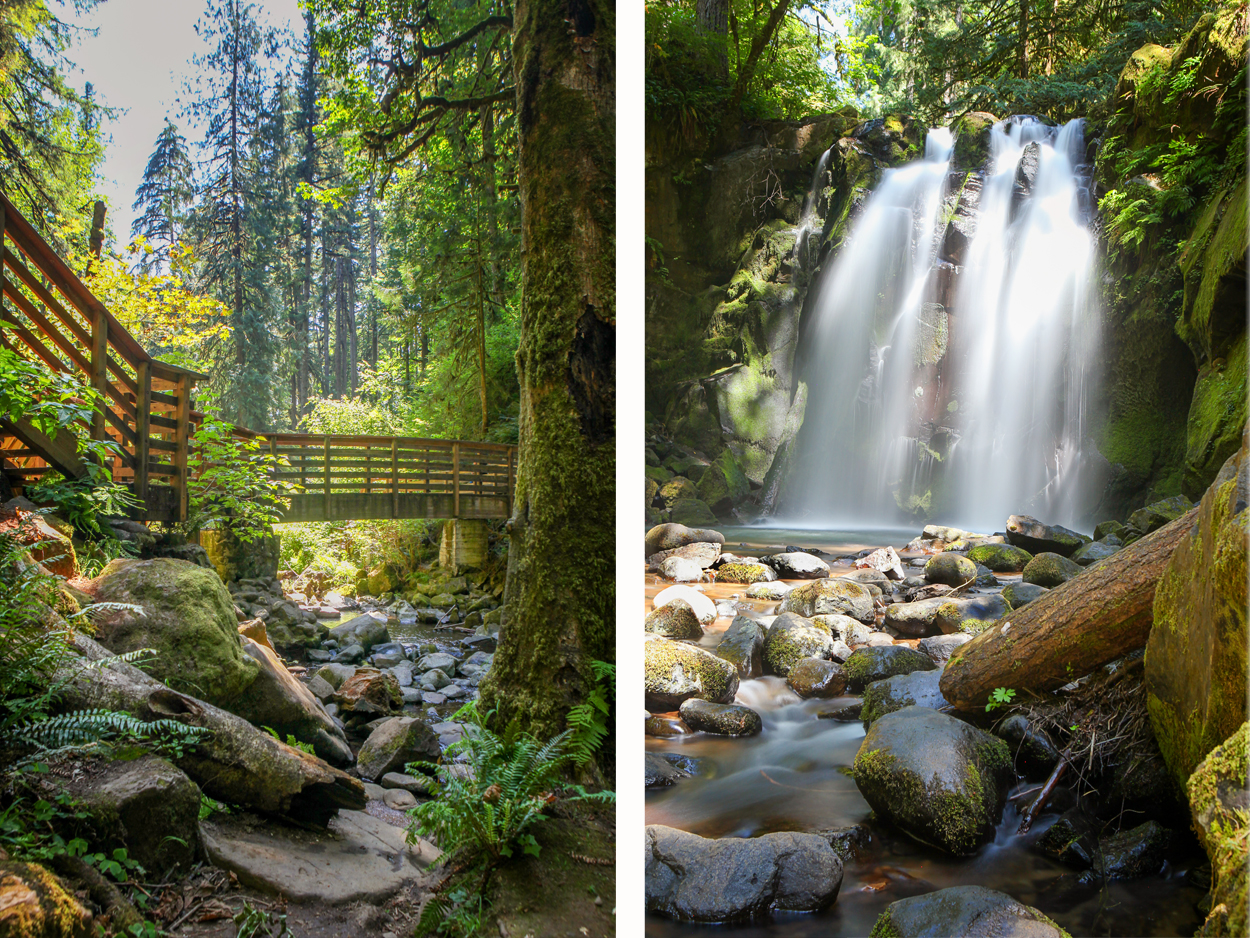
xmin=1017 ymin=754 xmax=1069 ymax=835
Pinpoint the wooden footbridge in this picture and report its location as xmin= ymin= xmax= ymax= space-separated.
xmin=0 ymin=193 xmax=515 ymax=523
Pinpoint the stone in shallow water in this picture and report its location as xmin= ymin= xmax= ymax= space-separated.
xmin=653 ymin=585 xmax=716 ymax=624
xmin=645 ymin=636 xmax=739 ymax=709
xmin=762 ymin=551 xmax=830 ymax=579
xmin=1002 ymin=582 xmax=1048 ymax=608
xmin=714 ymin=616 xmax=765 ymax=679
xmin=678 ymin=699 xmax=762 ymax=736
xmin=1022 ymin=551 xmax=1082 ymax=587
xmin=860 ymin=670 xmax=947 ymax=726
xmin=645 ymin=825 xmax=842 ymax=922
xmin=917 ymin=632 xmax=970 ymax=664
xmin=781 ymin=578 xmax=875 ymax=623
xmin=870 ymin=885 xmax=1068 ymax=937
xmin=787 ymin=657 xmax=848 ymax=698
xmin=745 ymin=581 xmax=791 ymax=600
xmin=844 ymin=646 xmax=935 ymax=692
xmin=924 ymin=553 xmax=977 ymax=586
xmin=1005 ymin=514 xmax=1088 ymax=557
xmin=645 ymin=600 xmax=704 ymax=640
xmin=762 ymin=612 xmax=833 ymax=677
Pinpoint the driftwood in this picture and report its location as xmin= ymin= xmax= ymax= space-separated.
xmin=939 ymin=508 xmax=1198 ymax=711
xmin=57 ymin=634 xmax=365 ymax=827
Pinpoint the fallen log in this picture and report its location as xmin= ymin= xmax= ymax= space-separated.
xmin=57 ymin=634 xmax=365 ymax=827
xmin=939 ymin=508 xmax=1199 ymax=711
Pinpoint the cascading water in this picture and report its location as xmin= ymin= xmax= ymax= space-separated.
xmin=779 ymin=117 xmax=1099 ymax=530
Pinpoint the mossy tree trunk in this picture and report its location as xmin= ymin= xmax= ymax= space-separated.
xmin=478 ymin=0 xmax=615 ymax=782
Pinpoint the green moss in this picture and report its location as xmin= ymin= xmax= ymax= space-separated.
xmin=1183 ymin=332 xmax=1247 ymax=499
xmin=715 ymin=562 xmax=771 ymax=583
xmin=1188 ymin=724 xmax=1249 ymax=937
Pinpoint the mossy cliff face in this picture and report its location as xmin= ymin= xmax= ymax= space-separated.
xmin=1187 ymin=722 xmax=1248 ymax=938
xmin=646 ymin=111 xmax=921 ymax=492
xmin=1091 ymin=6 xmax=1247 ymax=516
xmin=1144 ymin=428 xmax=1248 ymax=793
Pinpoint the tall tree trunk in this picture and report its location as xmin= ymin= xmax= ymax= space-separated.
xmin=1018 ymin=0 xmax=1030 ymax=79
xmin=348 ymin=253 xmax=358 ymax=398
xmin=481 ymin=104 xmax=502 ymax=309
xmin=697 ymin=0 xmax=729 ymax=76
xmin=478 ymin=0 xmax=615 ymax=783
xmin=475 ymin=242 xmax=488 ymax=435
xmin=297 ymin=10 xmax=317 ymax=422
xmin=229 ymin=2 xmax=245 ymax=424
xmin=727 ymin=0 xmax=791 ymax=115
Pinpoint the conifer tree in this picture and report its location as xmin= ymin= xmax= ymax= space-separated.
xmin=131 ymin=120 xmax=195 ymax=272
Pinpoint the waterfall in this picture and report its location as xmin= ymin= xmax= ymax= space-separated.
xmin=779 ymin=118 xmax=1099 ymax=529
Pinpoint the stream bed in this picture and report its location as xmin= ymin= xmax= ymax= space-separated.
xmin=644 ymin=526 xmax=1208 ymax=937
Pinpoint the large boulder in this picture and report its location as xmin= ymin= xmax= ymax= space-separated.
xmin=355 ymin=717 xmax=442 ymax=781
xmin=715 ymin=616 xmax=766 ymax=678
xmin=1129 ymin=495 xmax=1195 ymax=535
xmin=87 ymin=558 xmax=351 ymax=764
xmin=1005 ymin=515 xmax=1088 ymax=557
xmin=780 ymin=578 xmax=875 ymax=623
xmin=670 ymin=498 xmax=720 ymax=526
xmin=329 ymin=613 xmax=391 ymax=654
xmin=786 ymin=657 xmax=848 ymax=698
xmin=853 ymin=707 xmax=1012 ymax=854
xmin=645 ymin=637 xmax=739 ymax=709
xmin=761 ymin=552 xmax=830 ymax=578
xmin=869 ymin=885 xmax=1069 ymax=937
xmin=678 ymin=699 xmax=762 ymax=736
xmin=966 ymin=543 xmax=1033 ymax=572
xmin=645 ymin=600 xmax=704 ymax=640
xmin=1022 ymin=552 xmax=1083 ymax=588
xmin=844 ymin=646 xmax=936 ymax=692
xmin=332 ymin=668 xmax=403 ymax=724
xmin=860 ymin=670 xmax=948 ymax=726
xmin=715 ymin=561 xmax=777 ymax=583
xmin=646 ymin=523 xmax=726 ymax=555
xmin=649 ymin=542 xmax=722 ymax=569
xmin=1002 ymin=582 xmax=1048 ymax=609
xmin=924 ymin=553 xmax=977 ymax=586
xmin=697 ymin=449 xmax=751 ymax=515
xmin=1187 ymin=722 xmax=1248 ymax=938
xmin=654 ymin=585 xmax=717 ymax=625
xmin=884 ymin=595 xmax=1007 ymax=638
xmin=658 ymin=475 xmax=699 ymax=509
xmin=1145 ymin=436 xmax=1248 ymax=791
xmin=660 ymin=555 xmax=704 ymax=582
xmin=645 ymin=825 xmax=842 ymax=922
xmin=762 ymin=612 xmax=834 ymax=677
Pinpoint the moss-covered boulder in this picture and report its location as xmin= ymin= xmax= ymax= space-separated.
xmin=853 ymin=707 xmax=1013 ymax=855
xmin=924 ymin=553 xmax=977 ymax=586
xmin=649 ymin=541 xmax=722 ymax=569
xmin=658 ymin=476 xmax=699 ymax=509
xmin=0 ymin=860 xmax=91 ymax=937
xmin=813 ymin=613 xmax=873 ymax=646
xmin=1184 ymin=332 xmax=1248 ymax=501
xmin=645 ymin=523 xmax=726 ymax=555
xmin=654 ymin=585 xmax=717 ymax=624
xmin=966 ymin=543 xmax=1033 ymax=572
xmin=762 ymin=612 xmax=833 ymax=677
xmin=715 ymin=616 xmax=766 ymax=678
xmin=745 ymin=581 xmax=791 ymax=600
xmin=355 ymin=716 xmax=441 ymax=781
xmin=860 ymin=670 xmax=947 ymax=727
xmin=697 ymin=449 xmax=751 ymax=515
xmin=1128 ymin=495 xmax=1196 ymax=535
xmin=678 ymin=699 xmax=762 ymax=736
xmin=329 ymin=613 xmax=391 ymax=653
xmin=645 ymin=477 xmax=660 ymax=505
xmin=950 ymin=112 xmax=998 ymax=170
xmin=1145 ymin=433 xmax=1247 ymax=791
xmin=780 ymin=577 xmax=875 ymax=623
xmin=645 ymin=600 xmax=704 ymax=640
xmin=883 ymin=595 xmax=1007 ymax=638
xmin=645 ymin=636 xmax=740 ymax=709
xmin=715 ymin=561 xmax=776 ymax=583
xmin=1022 ymin=552 xmax=1083 ymax=588
xmin=1005 ymin=514 xmax=1088 ymax=557
xmin=868 ymin=885 xmax=1069 ymax=938
xmin=1071 ymin=539 xmax=1120 ymax=566
xmin=645 ymin=464 xmax=673 ymax=485
xmin=786 ymin=657 xmax=848 ymax=698
xmin=1187 ymin=722 xmax=1248 ymax=938
xmin=844 ymin=645 xmax=935 ymax=692
xmin=1001 ymin=582 xmax=1048 ymax=609
xmin=669 ymin=498 xmax=719 ymax=526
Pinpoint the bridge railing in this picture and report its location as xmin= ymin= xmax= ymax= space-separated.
xmin=0 ymin=193 xmax=204 ymax=521
xmin=259 ymin=434 xmax=516 ymax=522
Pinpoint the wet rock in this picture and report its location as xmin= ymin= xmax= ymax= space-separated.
xmin=414 ymin=652 xmax=457 ymax=674
xmin=654 ymin=585 xmax=717 ymax=625
xmin=716 ymin=561 xmax=777 ymax=583
xmin=844 ymin=646 xmax=936 ymax=692
xmin=814 ymin=614 xmax=873 ymax=646
xmin=884 ymin=594 xmax=1007 ymax=637
xmin=355 ymin=716 xmax=441 ymax=780
xmin=715 ymin=616 xmax=766 ymax=678
xmin=1022 ymin=552 xmax=1083 ymax=587
xmin=1093 ymin=520 xmax=1125 ymax=540
xmin=649 ymin=541 xmax=722 ymax=569
xmin=1188 ymin=722 xmax=1249 ymax=938
xmin=855 ymin=546 xmax=906 ymax=580
xmin=781 ymin=578 xmax=875 ymax=623
xmin=994 ymin=714 xmax=1061 ymax=777
xmin=762 ymin=551 xmax=830 ymax=578
xmin=870 ymin=885 xmax=1068 ymax=937
xmin=786 ymin=657 xmax=848 ymax=698
xmin=819 ymin=702 xmax=863 ymax=722
xmin=646 ymin=523 xmax=726 ymax=555
xmin=860 ymin=670 xmax=947 ymax=726
xmin=660 ymin=556 xmax=704 ymax=582
xmin=829 ymin=639 xmax=854 ymax=662
xmin=745 ymin=581 xmax=792 ymax=600
xmin=645 ymin=636 xmax=739 ymax=709
xmin=843 ymin=568 xmax=895 ymax=594
xmin=329 ymin=613 xmax=392 ymax=653
xmin=645 ymin=600 xmax=704 ymax=640
xmin=951 ymin=111 xmax=998 ymax=170
xmin=670 ymin=498 xmax=719 ymax=526
xmin=645 ymin=752 xmax=693 ymax=788
xmin=918 ymin=633 xmax=971 ymax=664
xmin=924 ymin=553 xmax=977 ymax=586
xmin=1002 ymin=582 xmax=1048 ymax=609
xmin=1128 ymin=495 xmax=1194 ymax=535
xmin=645 ymin=825 xmax=842 ymax=922
xmin=1071 ymin=539 xmax=1119 ymax=566
xmin=762 ymin=612 xmax=834 ymax=677
xmin=854 ymin=707 xmax=1012 ymax=854
xmin=645 ymin=715 xmax=690 ymax=737
xmin=333 ymin=668 xmax=402 ymax=721
xmin=1005 ymin=514 xmax=1089 ymax=557
xmin=1084 ymin=821 xmax=1172 ymax=881
xmin=678 ymin=699 xmax=763 ymax=736
xmin=966 ymin=542 xmax=1033 ymax=572
xmin=1036 ymin=808 xmax=1097 ymax=869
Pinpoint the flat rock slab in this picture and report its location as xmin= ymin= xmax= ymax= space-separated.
xmin=202 ymin=810 xmax=440 ymax=904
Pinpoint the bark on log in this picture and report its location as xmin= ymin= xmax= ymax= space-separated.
xmin=939 ymin=508 xmax=1199 ymax=710
xmin=58 ymin=634 xmax=365 ymax=827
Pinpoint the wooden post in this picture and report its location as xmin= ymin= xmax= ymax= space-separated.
xmin=174 ymin=374 xmax=191 ymax=523
xmin=134 ymin=361 xmax=150 ymax=511
xmin=323 ymin=436 xmax=331 ymax=520
xmin=507 ymin=446 xmax=514 ymax=516
xmin=90 ymin=309 xmax=109 ymax=443
xmin=452 ymin=440 xmax=460 ymax=518
xmin=391 ymin=438 xmax=398 ymax=519
xmin=365 ymin=451 xmax=371 ymax=495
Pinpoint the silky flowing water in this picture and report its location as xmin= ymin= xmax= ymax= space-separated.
xmin=644 ymin=530 xmax=1207 ymax=937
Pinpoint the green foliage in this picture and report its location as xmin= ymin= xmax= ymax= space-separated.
xmin=198 ymin=794 xmax=232 ymax=821
xmin=27 ymin=468 xmax=141 ymax=540
xmin=262 ymin=726 xmax=316 ymax=755
xmin=565 ymin=660 xmax=614 ymax=766
xmin=405 ymin=702 xmax=615 ymax=863
xmin=277 ymin=518 xmax=440 ymax=590
xmin=415 ymin=885 xmax=488 ymax=938
xmin=985 ymin=686 xmax=1017 ymax=712
xmin=233 ymin=901 xmax=293 ymax=938
xmin=185 ymin=395 xmax=297 ymax=543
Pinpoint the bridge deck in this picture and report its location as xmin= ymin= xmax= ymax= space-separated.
xmin=0 ymin=194 xmax=515 ymax=523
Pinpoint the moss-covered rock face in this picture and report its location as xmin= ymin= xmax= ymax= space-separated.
xmin=0 ymin=860 xmax=92 ymax=937
xmin=715 ymin=561 xmax=776 ymax=584
xmin=645 ymin=600 xmax=704 ymax=641
xmin=668 ymin=498 xmax=719 ymax=526
xmin=852 ymin=707 xmax=1013 ymax=855
xmin=1022 ymin=552 xmax=1083 ymax=588
xmin=696 ymin=447 xmax=751 ymax=515
xmin=644 ymin=636 xmax=740 ymax=709
xmin=966 ymin=543 xmax=1032 ymax=572
xmin=844 ymin=646 xmax=936 ymax=692
xmin=1145 ymin=431 xmax=1248 ymax=793
xmin=860 ymin=670 xmax=948 ymax=727
xmin=924 ymin=553 xmax=977 ymax=586
xmin=1128 ymin=494 xmax=1195 ymax=534
xmin=658 ymin=475 xmax=699 ymax=509
xmin=781 ymin=577 xmax=875 ymax=623
xmin=1184 ymin=331 xmax=1248 ymax=500
xmin=869 ymin=885 xmax=1070 ymax=938
xmin=762 ymin=612 xmax=834 ymax=677
xmin=90 ymin=558 xmax=260 ymax=701
xmin=1187 ymin=722 xmax=1248 ymax=938
xmin=950 ymin=112 xmax=998 ymax=170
